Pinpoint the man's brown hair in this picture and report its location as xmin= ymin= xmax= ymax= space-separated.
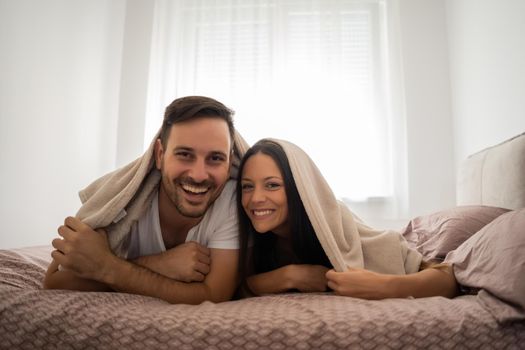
xmin=160 ymin=96 xmax=235 ymax=148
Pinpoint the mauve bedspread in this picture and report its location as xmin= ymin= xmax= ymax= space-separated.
xmin=1 ymin=246 xmax=524 ymax=350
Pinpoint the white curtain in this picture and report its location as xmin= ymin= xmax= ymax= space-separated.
xmin=146 ymin=0 xmax=404 ymax=211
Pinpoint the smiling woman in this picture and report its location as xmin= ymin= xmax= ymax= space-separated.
xmin=237 ymin=139 xmax=332 ymax=295
xmin=235 ymin=138 xmax=461 ymax=300
xmin=241 ymin=152 xmax=290 ymax=237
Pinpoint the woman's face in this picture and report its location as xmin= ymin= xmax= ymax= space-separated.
xmin=241 ymin=152 xmax=290 ymax=237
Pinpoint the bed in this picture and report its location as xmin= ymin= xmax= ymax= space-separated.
xmin=1 ymin=133 xmax=525 ymax=349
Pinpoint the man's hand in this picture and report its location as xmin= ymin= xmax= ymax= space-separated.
xmin=51 ymin=216 xmax=116 ymax=281
xmin=135 ymin=242 xmax=211 ymax=282
xmin=287 ymin=264 xmax=329 ymax=292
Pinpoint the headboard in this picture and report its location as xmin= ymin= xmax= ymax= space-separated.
xmin=457 ymin=131 xmax=525 ymax=210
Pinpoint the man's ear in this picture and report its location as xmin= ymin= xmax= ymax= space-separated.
xmin=154 ymin=139 xmax=164 ymax=170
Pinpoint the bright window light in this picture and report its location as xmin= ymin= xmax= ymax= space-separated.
xmin=146 ymin=0 xmax=392 ymax=201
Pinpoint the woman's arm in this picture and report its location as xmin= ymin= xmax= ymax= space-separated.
xmin=326 ymin=265 xmax=459 ymax=299
xmin=247 ymin=264 xmax=329 ymax=295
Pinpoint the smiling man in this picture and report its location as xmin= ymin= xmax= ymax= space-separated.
xmin=44 ymin=96 xmax=245 ymax=304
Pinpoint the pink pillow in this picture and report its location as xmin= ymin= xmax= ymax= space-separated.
xmin=401 ymin=205 xmax=510 ymax=262
xmin=445 ymin=209 xmax=525 ymax=321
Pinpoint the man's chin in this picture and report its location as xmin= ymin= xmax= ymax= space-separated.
xmin=176 ymin=204 xmax=208 ymax=218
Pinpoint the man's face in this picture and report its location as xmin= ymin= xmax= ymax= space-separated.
xmin=155 ymin=117 xmax=232 ymax=218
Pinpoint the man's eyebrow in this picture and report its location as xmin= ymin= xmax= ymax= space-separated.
xmin=210 ymin=150 xmax=228 ymax=157
xmin=172 ymin=147 xmax=228 ymax=158
xmin=173 ymin=146 xmax=194 ymax=152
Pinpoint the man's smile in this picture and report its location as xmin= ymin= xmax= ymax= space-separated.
xmin=181 ymin=183 xmax=210 ymax=195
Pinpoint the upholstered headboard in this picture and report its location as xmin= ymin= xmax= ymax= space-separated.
xmin=457 ymin=132 xmax=525 ymax=210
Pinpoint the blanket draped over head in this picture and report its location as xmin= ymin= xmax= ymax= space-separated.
xmin=269 ymin=138 xmax=422 ymax=274
xmin=75 ymin=128 xmax=249 ymax=259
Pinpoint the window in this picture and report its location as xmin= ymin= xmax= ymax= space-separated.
xmin=146 ymin=0 xmax=396 ymax=202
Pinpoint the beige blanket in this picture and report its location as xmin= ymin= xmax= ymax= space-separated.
xmin=272 ymin=138 xmax=422 ymax=274
xmin=75 ymin=129 xmax=249 ymax=258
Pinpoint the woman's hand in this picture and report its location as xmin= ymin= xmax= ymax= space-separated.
xmin=287 ymin=264 xmax=329 ymax=292
xmin=325 ymin=267 xmax=393 ymax=299
xmin=246 ymin=264 xmax=329 ymax=295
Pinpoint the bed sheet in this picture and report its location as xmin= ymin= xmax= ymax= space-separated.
xmin=1 ymin=246 xmax=524 ymax=349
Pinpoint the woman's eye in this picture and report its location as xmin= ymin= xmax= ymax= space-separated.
xmin=266 ymin=182 xmax=281 ymax=190
xmin=241 ymin=183 xmax=253 ymax=191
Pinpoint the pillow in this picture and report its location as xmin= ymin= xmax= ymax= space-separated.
xmin=444 ymin=209 xmax=525 ymax=322
xmin=401 ymin=205 xmax=510 ymax=262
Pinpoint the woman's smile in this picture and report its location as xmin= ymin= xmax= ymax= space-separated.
xmin=241 ymin=152 xmax=290 ymax=237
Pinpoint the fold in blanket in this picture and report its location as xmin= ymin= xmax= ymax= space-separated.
xmin=75 ymin=129 xmax=249 ymax=258
xmin=271 ymin=138 xmax=422 ymax=274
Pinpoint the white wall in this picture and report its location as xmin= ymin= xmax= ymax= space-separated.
xmin=446 ymin=0 xmax=525 ymax=164
xmin=0 ymin=0 xmax=126 ymax=248
xmin=2 ymin=0 xmax=522 ymax=248
xmin=115 ymin=0 xmax=155 ymax=167
xmin=352 ymin=0 xmax=456 ymax=229
xmin=398 ymin=0 xmax=456 ymax=219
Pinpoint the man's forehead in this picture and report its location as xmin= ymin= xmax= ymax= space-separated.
xmin=167 ymin=118 xmax=232 ymax=153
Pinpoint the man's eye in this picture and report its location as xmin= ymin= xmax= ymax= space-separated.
xmin=176 ymin=152 xmax=192 ymax=159
xmin=209 ymin=155 xmax=226 ymax=163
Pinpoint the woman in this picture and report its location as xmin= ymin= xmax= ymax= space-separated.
xmin=237 ymin=139 xmax=458 ymax=299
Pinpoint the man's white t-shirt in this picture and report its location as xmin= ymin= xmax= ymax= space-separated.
xmin=126 ymin=180 xmax=239 ymax=260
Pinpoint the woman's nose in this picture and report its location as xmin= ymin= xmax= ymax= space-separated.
xmin=250 ymin=186 xmax=266 ymax=203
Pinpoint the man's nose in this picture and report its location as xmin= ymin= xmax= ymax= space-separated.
xmin=188 ymin=159 xmax=208 ymax=182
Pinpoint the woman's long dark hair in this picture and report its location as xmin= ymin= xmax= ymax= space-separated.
xmin=236 ymin=140 xmax=331 ymax=295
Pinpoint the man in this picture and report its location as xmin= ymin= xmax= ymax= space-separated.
xmin=44 ymin=96 xmax=247 ymax=304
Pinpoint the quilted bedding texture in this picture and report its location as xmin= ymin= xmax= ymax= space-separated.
xmin=1 ymin=246 xmax=524 ymax=350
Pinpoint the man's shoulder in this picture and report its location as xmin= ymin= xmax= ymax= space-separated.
xmin=201 ymin=180 xmax=237 ymax=220
xmin=210 ymin=179 xmax=237 ymax=205
xmin=220 ymin=179 xmax=236 ymax=198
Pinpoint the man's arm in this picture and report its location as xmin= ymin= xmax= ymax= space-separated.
xmin=104 ymin=248 xmax=238 ymax=304
xmin=44 ymin=239 xmax=212 ymax=291
xmin=44 ymin=259 xmax=111 ymax=291
xmin=43 ymin=241 xmax=211 ymax=291
xmin=132 ymin=242 xmax=211 ymax=282
xmin=50 ymin=217 xmax=238 ymax=304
